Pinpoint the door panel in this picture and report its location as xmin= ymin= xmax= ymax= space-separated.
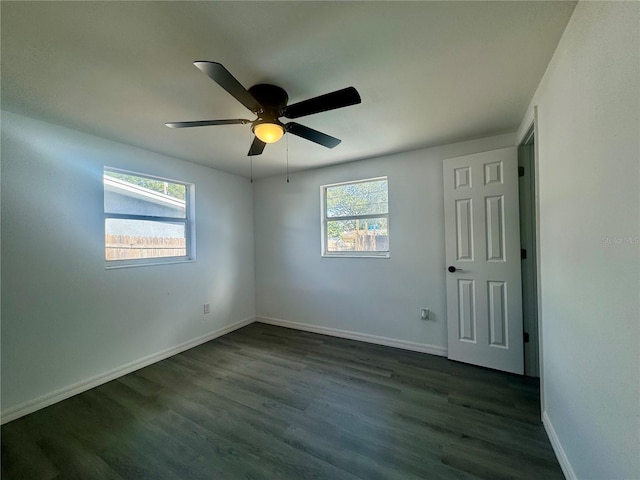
xmin=485 ymin=195 xmax=505 ymax=261
xmin=456 ymin=199 xmax=474 ymax=260
xmin=488 ymin=281 xmax=507 ymax=347
xmin=457 ymin=279 xmax=476 ymax=342
xmin=444 ymin=147 xmax=523 ymax=374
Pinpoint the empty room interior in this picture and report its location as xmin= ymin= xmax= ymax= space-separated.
xmin=1 ymin=1 xmax=639 ymax=479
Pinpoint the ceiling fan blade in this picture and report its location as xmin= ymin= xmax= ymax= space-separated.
xmin=248 ymin=136 xmax=266 ymax=156
xmin=285 ymin=122 xmax=341 ymax=148
xmin=282 ymin=87 xmax=361 ymax=119
xmin=165 ymin=119 xmax=250 ymax=128
xmin=194 ymin=61 xmax=263 ymax=114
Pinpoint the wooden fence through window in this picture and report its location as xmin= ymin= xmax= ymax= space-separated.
xmin=105 ymin=235 xmax=186 ymax=260
xmin=327 ymin=233 xmax=389 ymax=252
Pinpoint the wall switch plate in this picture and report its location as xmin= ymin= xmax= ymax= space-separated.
xmin=204 ymin=303 xmax=211 ymax=314
xmin=421 ymin=308 xmax=430 ymax=320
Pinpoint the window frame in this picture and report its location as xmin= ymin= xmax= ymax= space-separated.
xmin=103 ymin=167 xmax=196 ymax=269
xmin=320 ymin=176 xmax=390 ymax=258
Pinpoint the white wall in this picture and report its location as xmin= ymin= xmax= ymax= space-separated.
xmin=254 ymin=133 xmax=515 ymax=352
xmin=518 ymin=2 xmax=640 ymax=479
xmin=1 ymin=111 xmax=255 ymax=417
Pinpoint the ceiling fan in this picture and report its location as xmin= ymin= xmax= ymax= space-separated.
xmin=166 ymin=62 xmax=361 ymax=156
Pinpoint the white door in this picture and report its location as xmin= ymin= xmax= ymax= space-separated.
xmin=443 ymin=147 xmax=523 ymax=374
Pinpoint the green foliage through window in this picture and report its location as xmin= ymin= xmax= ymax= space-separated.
xmin=105 ymin=171 xmax=186 ymax=201
xmin=326 ymin=179 xmax=388 ymax=218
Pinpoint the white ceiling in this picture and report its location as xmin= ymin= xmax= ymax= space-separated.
xmin=1 ymin=1 xmax=576 ymax=179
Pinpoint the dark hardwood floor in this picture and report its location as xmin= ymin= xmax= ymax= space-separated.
xmin=1 ymin=322 xmax=563 ymax=480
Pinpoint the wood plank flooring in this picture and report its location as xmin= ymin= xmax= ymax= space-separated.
xmin=1 ymin=323 xmax=563 ymax=479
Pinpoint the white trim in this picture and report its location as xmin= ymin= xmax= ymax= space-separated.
xmin=256 ymin=316 xmax=448 ymax=357
xmin=321 ymin=175 xmax=389 ymax=189
xmin=105 ymin=257 xmax=195 ymax=270
xmin=532 ymin=107 xmax=545 ymax=416
xmin=0 ymin=316 xmax=255 ymax=425
xmin=517 ymin=107 xmax=536 ymax=145
xmin=543 ymin=411 xmax=577 ymax=480
xmin=321 ymin=252 xmax=390 ymax=259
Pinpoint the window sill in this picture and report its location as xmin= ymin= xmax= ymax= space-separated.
xmin=105 ymin=257 xmax=195 ymax=270
xmin=322 ymin=252 xmax=390 ymax=259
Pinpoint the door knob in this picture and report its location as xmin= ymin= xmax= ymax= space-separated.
xmin=448 ymin=266 xmax=461 ymax=273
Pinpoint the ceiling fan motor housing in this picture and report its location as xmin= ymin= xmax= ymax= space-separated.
xmin=248 ymin=84 xmax=288 ymax=117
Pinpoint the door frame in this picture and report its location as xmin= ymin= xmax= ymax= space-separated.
xmin=518 ymin=106 xmax=544 ymax=415
xmin=519 ymin=130 xmax=539 ymax=377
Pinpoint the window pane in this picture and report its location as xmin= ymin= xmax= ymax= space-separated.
xmin=105 ymin=219 xmax=186 ymax=260
xmin=104 ymin=170 xmax=186 ymax=218
xmin=326 ymin=217 xmax=389 ymax=252
xmin=326 ymin=179 xmax=388 ymax=218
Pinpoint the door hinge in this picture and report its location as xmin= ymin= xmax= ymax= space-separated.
xmin=518 ymin=166 xmax=525 ymax=177
xmin=524 ymin=332 xmax=530 ymax=343
xmin=521 ymin=249 xmax=527 ymax=260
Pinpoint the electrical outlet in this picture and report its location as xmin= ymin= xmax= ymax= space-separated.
xmin=420 ymin=308 xmax=430 ymax=320
xmin=203 ymin=303 xmax=211 ymax=314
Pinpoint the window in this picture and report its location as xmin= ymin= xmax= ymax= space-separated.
xmin=103 ymin=168 xmax=194 ymax=267
xmin=321 ymin=177 xmax=389 ymax=257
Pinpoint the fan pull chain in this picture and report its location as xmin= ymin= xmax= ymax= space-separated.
xmin=249 ymin=130 xmax=253 ymax=183
xmin=286 ymin=135 xmax=290 ymax=183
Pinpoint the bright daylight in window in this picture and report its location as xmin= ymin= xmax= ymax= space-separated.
xmin=322 ymin=177 xmax=389 ymax=257
xmin=103 ymin=168 xmax=194 ymax=267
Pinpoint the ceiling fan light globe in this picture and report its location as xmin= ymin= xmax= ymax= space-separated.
xmin=254 ymin=123 xmax=284 ymax=144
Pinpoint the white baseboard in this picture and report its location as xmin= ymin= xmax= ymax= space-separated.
xmin=256 ymin=316 xmax=448 ymax=357
xmin=1 ymin=316 xmax=255 ymax=425
xmin=543 ymin=411 xmax=577 ymax=480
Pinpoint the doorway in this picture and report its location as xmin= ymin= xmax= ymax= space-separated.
xmin=442 ymin=132 xmax=541 ymax=379
xmin=518 ymin=128 xmax=540 ymax=377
